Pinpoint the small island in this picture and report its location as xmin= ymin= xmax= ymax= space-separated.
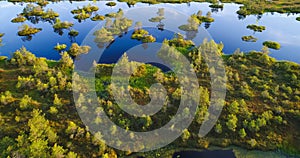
xmin=17 ymin=24 xmax=42 ymax=36
xmin=68 ymin=30 xmax=79 ymax=37
xmin=242 ymin=35 xmax=258 ymax=42
xmin=91 ymin=14 xmax=105 ymax=21
xmin=54 ymin=43 xmax=67 ymax=52
xmin=106 ymin=2 xmax=117 ymax=7
xmin=263 ymin=41 xmax=281 ymax=50
xmin=71 ymin=4 xmax=98 ymax=14
xmin=11 ymin=15 xmax=26 ymax=23
xmin=247 ymin=24 xmax=266 ymax=32
xmin=131 ymin=29 xmax=156 ymax=43
xmin=53 ymin=19 xmax=74 ymax=29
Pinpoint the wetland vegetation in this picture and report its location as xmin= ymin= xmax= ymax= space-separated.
xmin=0 ymin=0 xmax=299 ymax=158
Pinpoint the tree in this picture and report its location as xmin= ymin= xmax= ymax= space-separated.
xmin=239 ymin=128 xmax=247 ymax=138
xmin=0 ymin=91 xmax=14 ymax=105
xmin=33 ymin=58 xmax=48 ymax=75
xmin=226 ymin=114 xmax=238 ymax=132
xmin=68 ymin=43 xmax=91 ymax=57
xmin=53 ymin=94 xmax=62 ymax=107
xmin=51 ymin=143 xmax=66 ymax=158
xmin=59 ymin=52 xmax=73 ymax=70
xmin=181 ymin=129 xmax=190 ymax=142
xmin=20 ymin=95 xmax=33 ymax=110
xmin=215 ymin=123 xmax=222 ymax=134
xmin=135 ymin=21 xmax=142 ymax=30
xmin=228 ymin=101 xmax=239 ymax=114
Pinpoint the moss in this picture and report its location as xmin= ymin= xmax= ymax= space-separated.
xmin=91 ymin=14 xmax=105 ymax=21
xmin=242 ymin=36 xmax=258 ymax=42
xmin=263 ymin=41 xmax=281 ymax=50
xmin=106 ymin=1 xmax=117 ymax=6
xmin=11 ymin=15 xmax=26 ymax=23
xmin=247 ymin=24 xmax=266 ymax=32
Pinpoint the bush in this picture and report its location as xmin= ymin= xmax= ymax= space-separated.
xmin=263 ymin=41 xmax=281 ymax=50
xmin=296 ymin=17 xmax=300 ymax=21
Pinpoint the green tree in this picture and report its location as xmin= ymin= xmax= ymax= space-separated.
xmin=181 ymin=129 xmax=190 ymax=142
xmin=68 ymin=43 xmax=91 ymax=57
xmin=215 ymin=123 xmax=222 ymax=134
xmin=53 ymin=94 xmax=63 ymax=107
xmin=239 ymin=128 xmax=247 ymax=138
xmin=20 ymin=95 xmax=33 ymax=110
xmin=51 ymin=143 xmax=66 ymax=158
xmin=228 ymin=101 xmax=239 ymax=114
xmin=226 ymin=114 xmax=238 ymax=132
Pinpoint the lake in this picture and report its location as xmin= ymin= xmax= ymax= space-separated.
xmin=0 ymin=1 xmax=300 ymax=63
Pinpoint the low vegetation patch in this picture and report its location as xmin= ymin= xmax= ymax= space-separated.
xmin=91 ymin=14 xmax=105 ymax=21
xmin=17 ymin=24 xmax=42 ymax=36
xmin=242 ymin=35 xmax=258 ymax=42
xmin=263 ymin=41 xmax=281 ymax=50
xmin=247 ymin=24 xmax=266 ymax=32
xmin=131 ymin=29 xmax=156 ymax=43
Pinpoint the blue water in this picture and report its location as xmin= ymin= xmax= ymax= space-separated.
xmin=173 ymin=150 xmax=236 ymax=158
xmin=0 ymin=1 xmax=300 ymax=63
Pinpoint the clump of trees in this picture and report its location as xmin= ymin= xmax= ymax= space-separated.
xmin=68 ymin=43 xmax=91 ymax=57
xmin=242 ymin=35 xmax=258 ymax=42
xmin=18 ymin=24 xmax=42 ymax=36
xmin=54 ymin=43 xmax=67 ymax=52
xmin=41 ymin=9 xmax=59 ymax=20
xmin=71 ymin=4 xmax=98 ymax=14
xmin=106 ymin=2 xmax=117 ymax=7
xmin=131 ymin=25 xmax=156 ymax=43
xmin=68 ymin=29 xmax=79 ymax=37
xmin=11 ymin=15 xmax=27 ymax=23
xmin=91 ymin=14 xmax=105 ymax=21
xmin=52 ymin=18 xmax=74 ymax=30
xmin=263 ymin=41 xmax=281 ymax=50
xmin=246 ymin=24 xmax=266 ymax=32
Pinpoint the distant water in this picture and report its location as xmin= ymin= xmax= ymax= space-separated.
xmin=0 ymin=1 xmax=300 ymax=63
xmin=173 ymin=150 xmax=236 ymax=158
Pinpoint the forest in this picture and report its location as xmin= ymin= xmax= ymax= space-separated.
xmin=0 ymin=36 xmax=299 ymax=157
xmin=0 ymin=0 xmax=300 ymax=158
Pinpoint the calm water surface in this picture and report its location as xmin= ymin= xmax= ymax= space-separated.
xmin=0 ymin=1 xmax=300 ymax=63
